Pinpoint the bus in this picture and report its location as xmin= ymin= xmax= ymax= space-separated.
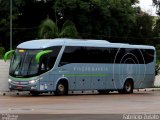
xmin=4 ymin=38 xmax=155 ymax=95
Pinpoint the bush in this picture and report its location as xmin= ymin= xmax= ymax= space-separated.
xmin=0 ymin=47 xmax=5 ymax=59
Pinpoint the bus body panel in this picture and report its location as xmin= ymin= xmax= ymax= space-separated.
xmin=8 ymin=38 xmax=156 ymax=94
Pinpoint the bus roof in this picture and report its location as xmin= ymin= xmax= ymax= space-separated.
xmin=17 ymin=38 xmax=155 ymax=50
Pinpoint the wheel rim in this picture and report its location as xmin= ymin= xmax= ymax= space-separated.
xmin=58 ymin=84 xmax=65 ymax=92
xmin=125 ymin=82 xmax=131 ymax=92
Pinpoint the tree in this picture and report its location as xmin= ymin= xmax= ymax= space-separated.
xmin=38 ymin=18 xmax=79 ymax=39
xmin=0 ymin=0 xmax=20 ymax=49
xmin=130 ymin=8 xmax=155 ymax=44
xmin=54 ymin=0 xmax=138 ymax=42
xmin=1 ymin=0 xmax=156 ymax=50
xmin=39 ymin=18 xmax=58 ymax=38
xmin=153 ymin=0 xmax=160 ymax=16
xmin=152 ymin=0 xmax=160 ymax=38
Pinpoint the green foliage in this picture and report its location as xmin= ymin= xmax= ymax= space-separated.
xmin=131 ymin=11 xmax=154 ymax=38
xmin=156 ymin=44 xmax=160 ymax=63
xmin=54 ymin=0 xmax=138 ymax=41
xmin=0 ymin=47 xmax=5 ymax=59
xmin=39 ymin=18 xmax=58 ymax=38
xmin=155 ymin=64 xmax=160 ymax=75
xmin=152 ymin=0 xmax=160 ymax=45
xmin=153 ymin=19 xmax=160 ymax=37
xmin=59 ymin=20 xmax=79 ymax=38
xmin=38 ymin=18 xmax=79 ymax=39
xmin=0 ymin=0 xmax=158 ymax=50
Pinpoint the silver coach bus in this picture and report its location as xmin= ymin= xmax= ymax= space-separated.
xmin=4 ymin=38 xmax=155 ymax=95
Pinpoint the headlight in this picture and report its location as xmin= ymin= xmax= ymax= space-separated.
xmin=29 ymin=80 xmax=36 ymax=84
xmin=29 ymin=79 xmax=39 ymax=84
xmin=8 ymin=79 xmax=12 ymax=83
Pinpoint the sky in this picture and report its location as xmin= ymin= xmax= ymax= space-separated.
xmin=138 ymin=0 xmax=157 ymax=16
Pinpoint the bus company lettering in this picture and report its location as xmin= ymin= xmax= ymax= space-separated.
xmin=73 ymin=66 xmax=108 ymax=72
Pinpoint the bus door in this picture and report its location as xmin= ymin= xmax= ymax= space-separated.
xmin=38 ymin=56 xmax=53 ymax=91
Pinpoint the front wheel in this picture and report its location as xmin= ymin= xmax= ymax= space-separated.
xmin=54 ymin=81 xmax=68 ymax=96
xmin=30 ymin=91 xmax=40 ymax=96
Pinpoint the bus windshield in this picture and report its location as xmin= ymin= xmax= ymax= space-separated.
xmin=9 ymin=46 xmax=62 ymax=78
xmin=9 ymin=49 xmax=41 ymax=77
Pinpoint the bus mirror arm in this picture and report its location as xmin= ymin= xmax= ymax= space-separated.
xmin=35 ymin=50 xmax=52 ymax=63
xmin=3 ymin=50 xmax=15 ymax=62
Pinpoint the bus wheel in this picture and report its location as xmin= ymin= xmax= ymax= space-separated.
xmin=30 ymin=91 xmax=40 ymax=96
xmin=54 ymin=81 xmax=68 ymax=96
xmin=119 ymin=80 xmax=133 ymax=94
xmin=98 ymin=90 xmax=110 ymax=94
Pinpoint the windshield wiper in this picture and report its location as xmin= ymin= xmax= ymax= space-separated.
xmin=12 ymin=58 xmax=22 ymax=76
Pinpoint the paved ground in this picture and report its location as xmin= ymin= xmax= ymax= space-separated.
xmin=1 ymin=90 xmax=160 ymax=119
xmin=0 ymin=60 xmax=160 ymax=119
xmin=0 ymin=90 xmax=160 ymax=114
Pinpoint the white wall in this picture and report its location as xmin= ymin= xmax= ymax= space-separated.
xmin=0 ymin=60 xmax=10 ymax=91
xmin=155 ymin=75 xmax=160 ymax=87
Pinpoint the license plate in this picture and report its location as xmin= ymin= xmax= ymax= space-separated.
xmin=16 ymin=86 xmax=23 ymax=89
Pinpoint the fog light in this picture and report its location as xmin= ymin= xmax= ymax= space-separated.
xmin=31 ymin=86 xmax=36 ymax=89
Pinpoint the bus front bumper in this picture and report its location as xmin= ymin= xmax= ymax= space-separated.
xmin=8 ymin=80 xmax=38 ymax=91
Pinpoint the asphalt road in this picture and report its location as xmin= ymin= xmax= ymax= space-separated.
xmin=0 ymin=91 xmax=160 ymax=120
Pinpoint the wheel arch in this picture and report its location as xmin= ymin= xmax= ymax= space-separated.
xmin=55 ymin=77 xmax=69 ymax=90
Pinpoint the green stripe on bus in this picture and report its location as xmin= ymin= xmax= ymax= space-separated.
xmin=64 ymin=74 xmax=109 ymax=77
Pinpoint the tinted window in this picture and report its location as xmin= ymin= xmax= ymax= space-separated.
xmin=141 ymin=49 xmax=154 ymax=64
xmin=113 ymin=48 xmax=154 ymax=64
xmin=59 ymin=46 xmax=117 ymax=65
xmin=115 ymin=48 xmax=144 ymax=64
xmin=59 ymin=46 xmax=154 ymax=66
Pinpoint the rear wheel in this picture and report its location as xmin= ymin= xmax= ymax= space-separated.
xmin=54 ymin=81 xmax=68 ymax=96
xmin=118 ymin=80 xmax=133 ymax=94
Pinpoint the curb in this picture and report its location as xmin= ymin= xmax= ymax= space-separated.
xmin=0 ymin=88 xmax=160 ymax=96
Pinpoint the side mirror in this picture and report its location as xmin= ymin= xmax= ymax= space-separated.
xmin=3 ymin=50 xmax=15 ymax=62
xmin=35 ymin=50 xmax=52 ymax=63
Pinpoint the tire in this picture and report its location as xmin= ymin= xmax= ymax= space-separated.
xmin=98 ymin=90 xmax=110 ymax=94
xmin=119 ymin=80 xmax=133 ymax=94
xmin=54 ymin=81 xmax=68 ymax=96
xmin=30 ymin=91 xmax=40 ymax=96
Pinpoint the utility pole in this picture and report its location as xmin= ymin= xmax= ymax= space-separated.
xmin=10 ymin=0 xmax=12 ymax=50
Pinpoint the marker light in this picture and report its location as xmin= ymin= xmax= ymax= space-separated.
xmin=19 ymin=49 xmax=25 ymax=53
